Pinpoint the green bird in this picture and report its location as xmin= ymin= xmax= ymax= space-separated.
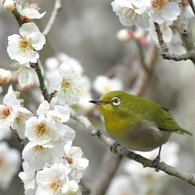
xmin=90 ymin=91 xmax=192 ymax=170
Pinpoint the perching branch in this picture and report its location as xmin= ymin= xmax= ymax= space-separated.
xmin=42 ymin=0 xmax=62 ymax=37
xmin=70 ymin=107 xmax=195 ymax=187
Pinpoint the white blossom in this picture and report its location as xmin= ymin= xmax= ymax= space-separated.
xmin=51 ymin=62 xmax=82 ymax=105
xmin=148 ymin=0 xmax=180 ymax=24
xmin=93 ymin=75 xmax=123 ymax=95
xmin=16 ymin=3 xmax=46 ymax=22
xmin=22 ymin=142 xmax=54 ymax=170
xmin=0 ymin=68 xmax=11 ymax=86
xmin=3 ymin=0 xmax=16 ymax=12
xmin=36 ymin=161 xmax=71 ymax=195
xmin=0 ymin=142 xmax=21 ymax=190
xmin=19 ymin=161 xmax=36 ymax=192
xmin=11 ymin=62 xmax=34 ymax=88
xmin=0 ymin=92 xmax=33 ymax=139
xmin=37 ymin=100 xmax=70 ymax=123
xmin=64 ymin=141 xmax=89 ymax=170
xmin=111 ymin=0 xmax=150 ymax=28
xmin=7 ymin=22 xmax=46 ymax=64
xmin=25 ymin=116 xmax=60 ymax=147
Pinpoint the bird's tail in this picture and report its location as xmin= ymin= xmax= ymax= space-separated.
xmin=175 ymin=128 xmax=192 ymax=136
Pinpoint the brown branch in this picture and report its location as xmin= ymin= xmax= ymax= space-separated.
xmin=154 ymin=21 xmax=195 ymax=63
xmin=70 ymin=107 xmax=195 ymax=187
xmin=134 ymin=42 xmax=158 ymax=97
xmin=42 ymin=0 xmax=62 ymax=37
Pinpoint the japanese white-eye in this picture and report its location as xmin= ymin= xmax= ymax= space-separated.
xmin=89 ymin=91 xmax=192 ymax=169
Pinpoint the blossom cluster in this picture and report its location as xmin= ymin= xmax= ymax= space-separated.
xmin=2 ymin=1 xmax=89 ymax=194
xmin=111 ymin=0 xmax=194 ymax=45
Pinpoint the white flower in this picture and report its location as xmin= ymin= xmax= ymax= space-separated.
xmin=93 ymin=75 xmax=123 ymax=95
xmin=57 ymin=52 xmax=84 ymax=74
xmin=77 ymin=76 xmax=94 ymax=113
xmin=11 ymin=62 xmax=34 ymax=88
xmin=16 ymin=3 xmax=46 ymax=22
xmin=0 ymin=68 xmax=11 ymax=86
xmin=51 ymin=62 xmax=82 ymax=105
xmin=148 ymin=0 xmax=181 ymax=24
xmin=7 ymin=22 xmax=46 ymax=64
xmin=3 ymin=0 xmax=16 ymax=12
xmin=0 ymin=92 xmax=33 ymax=139
xmin=36 ymin=161 xmax=71 ymax=194
xmin=111 ymin=0 xmax=150 ymax=28
xmin=66 ymin=180 xmax=80 ymax=195
xmin=64 ymin=141 xmax=89 ymax=170
xmin=18 ymin=161 xmax=36 ymax=191
xmin=0 ymin=142 xmax=20 ymax=190
xmin=37 ymin=100 xmax=70 ymax=123
xmin=116 ymin=29 xmax=133 ymax=42
xmin=25 ymin=116 xmax=60 ymax=147
xmin=22 ymin=142 xmax=54 ymax=170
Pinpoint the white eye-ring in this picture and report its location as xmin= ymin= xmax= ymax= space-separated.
xmin=112 ymin=97 xmax=121 ymax=106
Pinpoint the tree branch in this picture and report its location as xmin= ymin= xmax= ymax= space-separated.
xmin=187 ymin=0 xmax=195 ymax=15
xmin=30 ymin=62 xmax=51 ymax=102
xmin=154 ymin=19 xmax=195 ymax=63
xmin=70 ymin=107 xmax=195 ymax=187
xmin=42 ymin=0 xmax=62 ymax=37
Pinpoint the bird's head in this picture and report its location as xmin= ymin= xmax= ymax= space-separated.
xmin=89 ymin=91 xmax=130 ymax=117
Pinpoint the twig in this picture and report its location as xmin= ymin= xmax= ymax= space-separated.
xmin=30 ymin=62 xmax=51 ymax=102
xmin=134 ymin=38 xmax=148 ymax=72
xmin=42 ymin=0 xmax=62 ymax=37
xmin=188 ymin=0 xmax=195 ymax=15
xmin=154 ymin=22 xmax=169 ymax=53
xmin=154 ymin=22 xmax=195 ymax=63
xmin=134 ymin=42 xmax=158 ymax=97
xmin=70 ymin=107 xmax=195 ymax=186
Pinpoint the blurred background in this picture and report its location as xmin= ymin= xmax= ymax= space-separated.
xmin=1 ymin=0 xmax=195 ymax=194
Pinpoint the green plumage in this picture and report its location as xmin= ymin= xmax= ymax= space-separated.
xmin=99 ymin=91 xmax=191 ymax=135
xmin=89 ymin=91 xmax=192 ymax=170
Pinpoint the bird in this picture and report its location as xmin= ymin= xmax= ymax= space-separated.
xmin=89 ymin=90 xmax=192 ymax=171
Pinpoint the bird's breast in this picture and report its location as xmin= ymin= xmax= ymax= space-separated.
xmin=104 ymin=117 xmax=171 ymax=151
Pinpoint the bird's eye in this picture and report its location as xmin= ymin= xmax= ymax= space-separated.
xmin=112 ymin=97 xmax=121 ymax=106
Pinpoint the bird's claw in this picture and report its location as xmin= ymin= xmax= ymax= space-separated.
xmin=151 ymin=155 xmax=160 ymax=172
xmin=110 ymin=141 xmax=120 ymax=154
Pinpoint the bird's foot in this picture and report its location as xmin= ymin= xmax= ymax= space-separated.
xmin=151 ymin=155 xmax=160 ymax=172
xmin=110 ymin=141 xmax=120 ymax=154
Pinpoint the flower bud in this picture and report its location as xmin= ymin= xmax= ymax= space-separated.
xmin=0 ymin=68 xmax=11 ymax=86
xmin=3 ymin=0 xmax=16 ymax=12
xmin=116 ymin=29 xmax=133 ymax=42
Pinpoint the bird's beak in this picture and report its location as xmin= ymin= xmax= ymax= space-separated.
xmin=89 ymin=99 xmax=107 ymax=105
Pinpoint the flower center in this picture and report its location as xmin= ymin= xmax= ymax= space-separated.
xmin=18 ymin=36 xmax=34 ymax=52
xmin=34 ymin=145 xmax=45 ymax=152
xmin=1 ymin=107 xmax=11 ymax=119
xmin=36 ymin=123 xmax=48 ymax=137
xmin=152 ymin=0 xmax=170 ymax=10
xmin=120 ymin=7 xmax=137 ymax=20
xmin=50 ymin=177 xmax=63 ymax=192
xmin=65 ymin=157 xmax=73 ymax=164
xmin=61 ymin=78 xmax=71 ymax=92
xmin=0 ymin=156 xmax=4 ymax=166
